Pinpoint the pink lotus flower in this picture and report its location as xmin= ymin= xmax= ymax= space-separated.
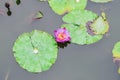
xmin=54 ymin=28 xmax=71 ymax=43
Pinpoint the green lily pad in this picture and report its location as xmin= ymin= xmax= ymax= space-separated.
xmin=61 ymin=24 xmax=103 ymax=45
xmin=90 ymin=0 xmax=112 ymax=3
xmin=90 ymin=15 xmax=109 ymax=35
xmin=48 ymin=0 xmax=87 ymax=15
xmin=13 ymin=30 xmax=58 ymax=73
xmin=112 ymin=42 xmax=120 ymax=58
xmin=62 ymin=10 xmax=98 ymax=26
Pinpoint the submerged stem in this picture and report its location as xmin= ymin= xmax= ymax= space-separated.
xmin=5 ymin=70 xmax=9 ymax=80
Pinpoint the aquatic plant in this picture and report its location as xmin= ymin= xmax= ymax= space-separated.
xmin=13 ymin=30 xmax=58 ymax=73
xmin=12 ymin=0 xmax=112 ymax=73
xmin=48 ymin=0 xmax=87 ymax=15
xmin=54 ymin=28 xmax=71 ymax=43
xmin=62 ymin=10 xmax=109 ymax=45
xmin=112 ymin=42 xmax=120 ymax=74
xmin=5 ymin=2 xmax=12 ymax=16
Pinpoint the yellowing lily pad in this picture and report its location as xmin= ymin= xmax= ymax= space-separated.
xmin=112 ymin=41 xmax=120 ymax=74
xmin=90 ymin=15 xmax=109 ymax=35
xmin=112 ymin=42 xmax=120 ymax=58
xmin=62 ymin=10 xmax=98 ymax=26
xmin=13 ymin=30 xmax=58 ymax=73
xmin=63 ymin=10 xmax=109 ymax=35
xmin=61 ymin=24 xmax=103 ymax=45
xmin=62 ymin=10 xmax=110 ymax=45
xmin=48 ymin=0 xmax=87 ymax=15
xmin=90 ymin=0 xmax=112 ymax=3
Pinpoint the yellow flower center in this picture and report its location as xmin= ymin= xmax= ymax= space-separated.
xmin=58 ymin=33 xmax=66 ymax=40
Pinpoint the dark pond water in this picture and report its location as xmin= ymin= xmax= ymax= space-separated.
xmin=0 ymin=0 xmax=120 ymax=80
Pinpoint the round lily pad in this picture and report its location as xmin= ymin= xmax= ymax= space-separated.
xmin=13 ymin=30 xmax=58 ymax=73
xmin=48 ymin=0 xmax=87 ymax=15
xmin=90 ymin=0 xmax=112 ymax=3
xmin=61 ymin=24 xmax=103 ymax=45
xmin=62 ymin=10 xmax=98 ymax=26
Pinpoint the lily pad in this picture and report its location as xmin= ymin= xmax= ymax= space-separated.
xmin=62 ymin=10 xmax=98 ymax=26
xmin=90 ymin=0 xmax=112 ymax=3
xmin=112 ymin=41 xmax=120 ymax=74
xmin=48 ymin=0 xmax=87 ymax=15
xmin=90 ymin=15 xmax=109 ymax=35
xmin=61 ymin=24 xmax=103 ymax=45
xmin=112 ymin=42 xmax=120 ymax=58
xmin=63 ymin=10 xmax=109 ymax=35
xmin=13 ymin=30 xmax=58 ymax=73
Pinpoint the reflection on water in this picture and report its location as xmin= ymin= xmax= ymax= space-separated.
xmin=57 ymin=41 xmax=71 ymax=49
xmin=4 ymin=70 xmax=9 ymax=80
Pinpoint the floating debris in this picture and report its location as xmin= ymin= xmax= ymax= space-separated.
xmin=16 ymin=0 xmax=21 ymax=5
xmin=5 ymin=2 xmax=12 ymax=16
xmin=33 ymin=11 xmax=43 ymax=20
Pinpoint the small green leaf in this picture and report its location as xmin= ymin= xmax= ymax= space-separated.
xmin=13 ymin=30 xmax=58 ymax=73
xmin=61 ymin=24 xmax=103 ymax=45
xmin=63 ymin=10 xmax=98 ymax=26
xmin=90 ymin=0 xmax=112 ymax=3
xmin=48 ymin=0 xmax=87 ymax=15
xmin=35 ymin=11 xmax=43 ymax=19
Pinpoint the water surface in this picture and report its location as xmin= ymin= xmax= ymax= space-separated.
xmin=0 ymin=0 xmax=120 ymax=80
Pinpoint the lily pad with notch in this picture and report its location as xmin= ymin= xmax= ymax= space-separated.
xmin=62 ymin=10 xmax=109 ymax=44
xmin=61 ymin=24 xmax=103 ymax=45
xmin=13 ymin=30 xmax=58 ymax=73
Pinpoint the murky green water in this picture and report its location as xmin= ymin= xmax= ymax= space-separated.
xmin=0 ymin=0 xmax=120 ymax=80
